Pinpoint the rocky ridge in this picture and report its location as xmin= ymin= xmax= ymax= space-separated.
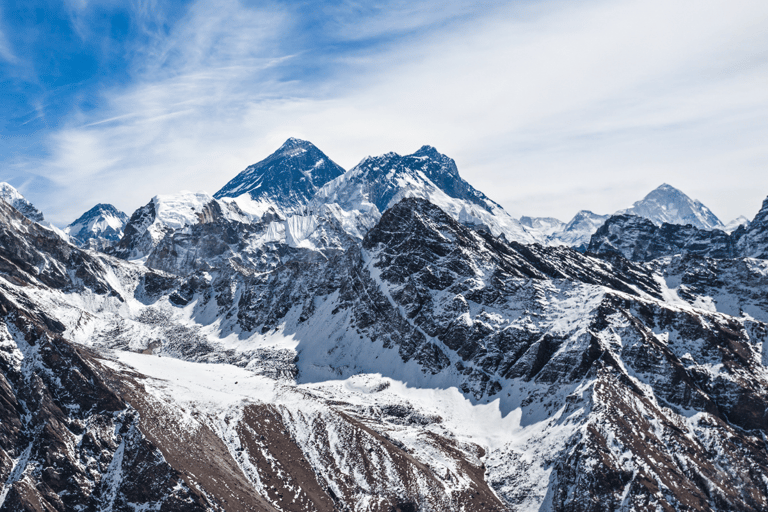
xmin=310 ymin=145 xmax=536 ymax=244
xmin=588 ymin=195 xmax=768 ymax=262
xmin=1 ymin=139 xmax=768 ymax=511
xmin=0 ymin=182 xmax=45 ymax=223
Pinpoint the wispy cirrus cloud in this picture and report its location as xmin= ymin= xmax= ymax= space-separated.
xmin=0 ymin=31 xmax=16 ymax=64
xmin=7 ymin=0 xmax=768 ymax=226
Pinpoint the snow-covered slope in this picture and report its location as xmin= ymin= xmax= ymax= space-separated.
xmin=214 ymin=137 xmax=345 ymax=215
xmin=4 ymin=189 xmax=768 ymax=510
xmin=537 ymin=184 xmax=722 ymax=250
xmin=65 ymin=203 xmax=129 ymax=249
xmin=7 ymin=194 xmax=768 ymax=510
xmin=519 ymin=216 xmax=564 ymax=238
xmin=617 ymin=183 xmax=724 ymax=230
xmin=0 ymin=182 xmax=45 ymax=222
xmin=311 ymin=146 xmax=536 ymax=243
xmin=724 ymin=215 xmax=750 ymax=233
xmin=112 ymin=190 xmax=253 ymax=261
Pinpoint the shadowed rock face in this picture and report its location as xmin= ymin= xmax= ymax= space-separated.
xmin=589 ymin=195 xmax=768 ymax=263
xmin=0 ymin=294 xmax=214 ymax=511
xmin=214 ymin=138 xmax=346 ymax=210
xmin=735 ymin=195 xmax=768 ymax=259
xmin=4 ymin=188 xmax=768 ymax=511
xmin=587 ymin=214 xmax=736 ymax=261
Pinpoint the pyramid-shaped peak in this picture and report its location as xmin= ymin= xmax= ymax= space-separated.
xmin=277 ymin=137 xmax=315 ymax=151
xmin=646 ymin=183 xmax=686 ymax=196
xmin=412 ymin=145 xmax=442 ymax=157
xmin=69 ymin=203 xmax=128 ymax=227
xmin=573 ymin=210 xmax=601 ymax=218
xmin=618 ymin=183 xmax=723 ymax=230
xmin=214 ymin=138 xmax=345 ymax=209
xmin=0 ymin=182 xmax=24 ymax=202
xmin=90 ymin=203 xmax=124 ymax=215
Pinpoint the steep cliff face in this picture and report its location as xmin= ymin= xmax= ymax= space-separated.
xmin=0 ymin=183 xmax=45 ymax=223
xmin=1 ymin=186 xmax=510 ymax=510
xmin=90 ymin=198 xmax=768 ymax=509
xmin=214 ymin=138 xmax=346 ymax=214
xmin=0 ymin=284 xmax=222 ymax=511
xmin=735 ymin=195 xmax=768 ymax=259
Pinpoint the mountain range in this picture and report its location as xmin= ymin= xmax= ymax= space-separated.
xmin=1 ymin=138 xmax=767 ymax=511
xmin=521 ymin=182 xmax=731 ymax=250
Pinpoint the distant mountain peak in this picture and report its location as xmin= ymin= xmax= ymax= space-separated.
xmin=412 ymin=145 xmax=441 ymax=157
xmin=617 ymin=183 xmax=723 ymax=230
xmin=724 ymin=215 xmax=750 ymax=233
xmin=65 ymin=202 xmax=129 ymax=248
xmin=276 ymin=137 xmax=313 ymax=152
xmin=312 ymin=146 xmax=535 ymax=243
xmin=214 ymin=139 xmax=345 ymax=212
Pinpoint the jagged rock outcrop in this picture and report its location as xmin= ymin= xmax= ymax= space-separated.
xmin=4 ymin=139 xmax=768 ymax=510
xmin=311 ymin=145 xmax=536 ymax=243
xmin=589 ymin=195 xmax=768 ymax=262
xmin=734 ymin=195 xmax=768 ymax=259
xmin=0 ymin=299 xmax=224 ymax=511
xmin=587 ymin=214 xmax=736 ymax=261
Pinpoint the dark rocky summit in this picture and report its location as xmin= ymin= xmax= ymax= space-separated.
xmin=214 ymin=138 xmax=345 ymax=210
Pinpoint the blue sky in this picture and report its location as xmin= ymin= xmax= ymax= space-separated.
xmin=1 ymin=0 xmax=768 ymax=226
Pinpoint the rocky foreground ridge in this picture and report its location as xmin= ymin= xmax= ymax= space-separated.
xmin=1 ymin=139 xmax=768 ymax=511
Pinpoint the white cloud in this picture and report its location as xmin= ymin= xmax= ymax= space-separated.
xmin=24 ymin=0 xmax=768 ymax=226
xmin=0 ymin=7 xmax=17 ymax=64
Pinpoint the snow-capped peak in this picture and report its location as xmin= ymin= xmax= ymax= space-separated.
xmin=113 ymin=190 xmax=253 ymax=261
xmin=214 ymin=138 xmax=345 ymax=213
xmin=311 ymin=146 xmax=536 ymax=243
xmin=65 ymin=203 xmax=129 ymax=247
xmin=616 ymin=183 xmax=724 ymax=230
xmin=0 ymin=182 xmax=45 ymax=223
xmin=724 ymin=215 xmax=750 ymax=233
